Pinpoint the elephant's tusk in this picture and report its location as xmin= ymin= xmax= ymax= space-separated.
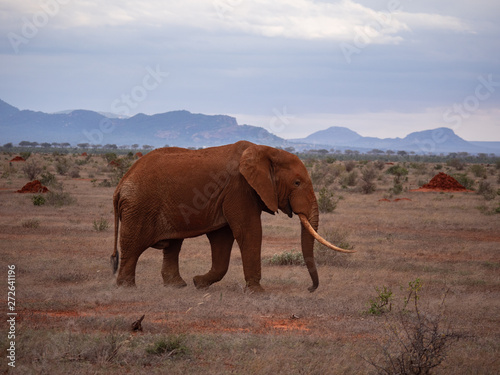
xmin=298 ymin=214 xmax=356 ymax=253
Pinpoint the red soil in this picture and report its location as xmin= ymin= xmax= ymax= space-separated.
xmin=17 ymin=180 xmax=49 ymax=193
xmin=135 ymin=152 xmax=143 ymax=158
xmin=411 ymin=172 xmax=471 ymax=192
xmin=378 ymin=198 xmax=412 ymax=202
xmin=81 ymin=152 xmax=88 ymax=156
xmin=10 ymin=156 xmax=25 ymax=162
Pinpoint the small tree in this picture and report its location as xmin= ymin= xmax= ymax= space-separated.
xmin=22 ymin=159 xmax=43 ymax=180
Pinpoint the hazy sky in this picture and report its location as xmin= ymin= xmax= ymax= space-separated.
xmin=1 ymin=0 xmax=499 ymax=141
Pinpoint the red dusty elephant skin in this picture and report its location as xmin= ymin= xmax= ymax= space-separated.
xmin=111 ymin=141 xmax=353 ymax=293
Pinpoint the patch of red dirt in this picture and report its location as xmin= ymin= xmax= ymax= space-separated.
xmin=378 ymin=198 xmax=412 ymax=202
xmin=10 ymin=156 xmax=25 ymax=162
xmin=81 ymin=152 xmax=88 ymax=156
xmin=135 ymin=152 xmax=143 ymax=158
xmin=17 ymin=180 xmax=49 ymax=193
xmin=411 ymin=172 xmax=472 ymax=192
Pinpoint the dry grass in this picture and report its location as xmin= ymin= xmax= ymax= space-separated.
xmin=1 ymin=153 xmax=499 ymax=374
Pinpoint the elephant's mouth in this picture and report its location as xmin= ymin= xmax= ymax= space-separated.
xmin=280 ymin=200 xmax=293 ymax=218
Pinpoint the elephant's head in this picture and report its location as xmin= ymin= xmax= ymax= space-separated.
xmin=239 ymin=145 xmax=354 ymax=292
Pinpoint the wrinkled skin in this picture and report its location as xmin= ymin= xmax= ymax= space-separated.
xmin=111 ymin=141 xmax=344 ymax=292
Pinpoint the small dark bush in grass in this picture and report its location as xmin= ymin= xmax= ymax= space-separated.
xmin=366 ymin=286 xmax=393 ymax=315
xmin=360 ymin=164 xmax=378 ymax=194
xmin=32 ymin=194 xmax=46 ymax=206
xmin=93 ymin=217 xmax=110 ymax=231
xmin=317 ymin=187 xmax=339 ymax=213
xmin=40 ymin=171 xmax=57 ymax=186
xmin=470 ymin=164 xmax=487 ymax=178
xmin=22 ymin=159 xmax=43 ymax=180
xmin=268 ymin=250 xmax=304 ymax=266
xmin=477 ymin=180 xmax=496 ymax=200
xmin=452 ymin=173 xmax=475 ymax=190
xmin=46 ymin=189 xmax=76 ymax=207
xmin=69 ymin=167 xmax=81 ymax=178
xmin=55 ymin=157 xmax=70 ymax=175
xmin=22 ymin=218 xmax=40 ymax=228
xmin=365 ymin=279 xmax=462 ymax=375
xmin=98 ymin=179 xmax=112 ymax=187
xmin=20 ymin=151 xmax=31 ymax=160
xmin=146 ymin=335 xmax=188 ymax=357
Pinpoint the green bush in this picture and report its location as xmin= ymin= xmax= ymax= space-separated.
xmin=22 ymin=159 xmax=43 ymax=180
xmin=366 ymin=286 xmax=393 ymax=315
xmin=268 ymin=250 xmax=304 ymax=266
xmin=477 ymin=180 xmax=496 ymax=200
xmin=31 ymin=194 xmax=46 ymax=206
xmin=93 ymin=217 xmax=110 ymax=231
xmin=469 ymin=164 xmax=487 ymax=178
xmin=22 ymin=218 xmax=40 ymax=228
xmin=452 ymin=173 xmax=475 ymax=190
xmin=40 ymin=171 xmax=57 ymax=186
xmin=317 ymin=187 xmax=339 ymax=213
xmin=146 ymin=335 xmax=188 ymax=357
xmin=45 ymin=189 xmax=76 ymax=207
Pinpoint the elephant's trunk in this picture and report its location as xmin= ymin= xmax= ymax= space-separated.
xmin=298 ymin=204 xmax=356 ymax=293
xmin=300 ymin=207 xmax=320 ymax=292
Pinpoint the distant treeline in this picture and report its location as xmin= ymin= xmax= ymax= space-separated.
xmin=1 ymin=141 xmax=499 ymax=164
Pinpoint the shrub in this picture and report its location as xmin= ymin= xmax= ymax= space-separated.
xmin=365 ymin=279 xmax=462 ymax=375
xmin=360 ymin=164 xmax=378 ymax=194
xmin=98 ymin=179 xmax=112 ymax=187
xmin=317 ymin=187 xmax=339 ymax=213
xmin=447 ymin=158 xmax=465 ymax=170
xmin=93 ymin=217 xmax=110 ymax=231
xmin=55 ymin=157 xmax=70 ymax=175
xmin=104 ymin=152 xmax=118 ymax=163
xmin=477 ymin=180 xmax=496 ymax=200
xmin=344 ymin=160 xmax=356 ymax=172
xmin=45 ymin=189 xmax=76 ymax=207
xmin=315 ymin=227 xmax=354 ymax=266
xmin=268 ymin=250 xmax=304 ymax=266
xmin=452 ymin=173 xmax=475 ymax=190
xmin=20 ymin=151 xmax=31 ymax=160
xmin=22 ymin=218 xmax=40 ymax=228
xmin=469 ymin=164 xmax=487 ymax=178
xmin=386 ymin=165 xmax=408 ymax=184
xmin=22 ymin=159 xmax=43 ymax=180
xmin=40 ymin=171 xmax=57 ymax=186
xmin=146 ymin=335 xmax=188 ymax=357
xmin=342 ymin=170 xmax=358 ymax=187
xmin=31 ymin=194 xmax=46 ymax=206
xmin=69 ymin=167 xmax=81 ymax=178
xmin=366 ymin=286 xmax=393 ymax=315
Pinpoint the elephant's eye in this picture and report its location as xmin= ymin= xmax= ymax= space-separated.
xmin=294 ymin=180 xmax=301 ymax=187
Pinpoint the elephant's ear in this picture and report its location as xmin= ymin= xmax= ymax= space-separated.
xmin=239 ymin=145 xmax=279 ymax=213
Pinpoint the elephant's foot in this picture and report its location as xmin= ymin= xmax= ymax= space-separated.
xmin=116 ymin=276 xmax=136 ymax=287
xmin=245 ymin=282 xmax=265 ymax=294
xmin=193 ymin=275 xmax=214 ymax=289
xmin=163 ymin=276 xmax=187 ymax=288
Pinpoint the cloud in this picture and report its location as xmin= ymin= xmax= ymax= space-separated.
xmin=2 ymin=0 xmax=472 ymax=44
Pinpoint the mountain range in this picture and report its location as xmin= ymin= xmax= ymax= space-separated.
xmin=0 ymin=99 xmax=498 ymax=154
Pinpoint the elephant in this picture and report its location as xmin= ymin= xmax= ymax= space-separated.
xmin=111 ymin=141 xmax=354 ymax=292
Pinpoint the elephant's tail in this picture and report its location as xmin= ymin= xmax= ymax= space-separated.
xmin=111 ymin=191 xmax=120 ymax=274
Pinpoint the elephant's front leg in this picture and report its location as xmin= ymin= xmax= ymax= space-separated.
xmin=234 ymin=219 xmax=265 ymax=292
xmin=162 ymin=239 xmax=187 ymax=287
xmin=193 ymin=226 xmax=234 ymax=289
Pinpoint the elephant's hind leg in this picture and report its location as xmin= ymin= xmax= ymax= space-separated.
xmin=117 ymin=249 xmax=144 ymax=287
xmin=193 ymin=226 xmax=234 ymax=289
xmin=162 ymin=239 xmax=187 ymax=287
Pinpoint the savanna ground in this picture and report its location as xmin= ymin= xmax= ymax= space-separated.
xmin=1 ymin=151 xmax=499 ymax=374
